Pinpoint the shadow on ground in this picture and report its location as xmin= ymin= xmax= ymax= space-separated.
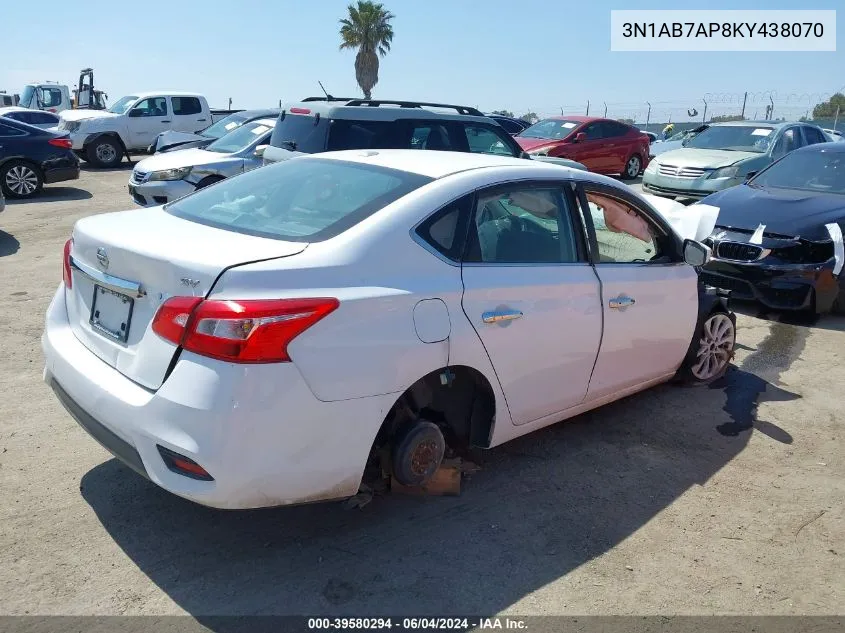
xmin=81 ymin=160 xmax=135 ymax=173
xmin=0 ymin=230 xmax=20 ymax=256
xmin=5 ymin=187 xmax=92 ymax=204
xmin=80 ymin=321 xmax=804 ymax=621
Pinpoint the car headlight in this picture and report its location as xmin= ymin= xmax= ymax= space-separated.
xmin=149 ymin=167 xmax=192 ymax=181
xmin=527 ymin=147 xmax=552 ymax=156
xmin=644 ymin=159 xmax=658 ymax=173
xmin=709 ymin=165 xmax=740 ymax=179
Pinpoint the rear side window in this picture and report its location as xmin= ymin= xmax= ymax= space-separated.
xmin=166 ymin=158 xmax=433 ymax=242
xmin=802 ymin=126 xmax=827 ymax=145
xmin=269 ymin=113 xmax=330 ymax=153
xmin=603 ymin=121 xmax=630 ymax=138
xmin=173 ymin=97 xmax=202 ymax=115
xmin=0 ymin=121 xmax=26 ymax=137
xmin=410 ymin=123 xmax=458 ymax=151
xmin=327 ymin=120 xmax=408 ymax=150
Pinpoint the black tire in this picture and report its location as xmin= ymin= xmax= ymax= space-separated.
xmin=0 ymin=160 xmax=43 ymax=199
xmin=391 ymin=420 xmax=446 ymax=487
xmin=831 ymin=288 xmax=845 ymax=315
xmin=675 ymin=310 xmax=736 ymax=385
xmin=194 ymin=176 xmax=225 ymax=190
xmin=620 ymin=154 xmax=642 ymax=180
xmin=86 ymin=136 xmax=123 ymax=168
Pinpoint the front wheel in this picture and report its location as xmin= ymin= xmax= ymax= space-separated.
xmin=86 ymin=137 xmax=123 ymax=168
xmin=1 ymin=160 xmax=43 ymax=199
xmin=620 ymin=154 xmax=642 ymax=180
xmin=677 ymin=311 xmax=736 ymax=385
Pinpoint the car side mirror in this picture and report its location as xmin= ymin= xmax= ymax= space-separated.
xmin=520 ymin=151 xmax=531 ymax=160
xmin=744 ymin=170 xmax=758 ymax=182
xmin=254 ymin=144 xmax=268 ymax=158
xmin=683 ymin=239 xmax=711 ymax=267
xmin=574 ymin=132 xmax=587 ymax=143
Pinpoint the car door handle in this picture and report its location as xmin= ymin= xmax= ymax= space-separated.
xmin=609 ymin=295 xmax=636 ymax=310
xmin=197 ymin=118 xmax=207 ymax=122
xmin=482 ymin=310 xmax=523 ymax=324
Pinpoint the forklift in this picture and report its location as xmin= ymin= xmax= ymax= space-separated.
xmin=72 ymin=68 xmax=107 ymax=110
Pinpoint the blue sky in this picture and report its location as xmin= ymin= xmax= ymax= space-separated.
xmin=1 ymin=0 xmax=842 ymax=122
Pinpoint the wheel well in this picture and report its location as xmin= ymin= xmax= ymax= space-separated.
xmin=84 ymin=132 xmax=126 ymax=152
xmin=372 ymin=365 xmax=497 ymax=457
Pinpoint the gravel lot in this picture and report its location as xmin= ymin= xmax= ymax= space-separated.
xmin=1 ymin=166 xmax=842 ymax=619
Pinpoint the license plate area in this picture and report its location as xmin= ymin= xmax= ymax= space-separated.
xmin=90 ymin=285 xmax=134 ymax=343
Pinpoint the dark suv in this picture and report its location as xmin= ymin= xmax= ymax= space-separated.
xmin=263 ymin=98 xmax=542 ymax=166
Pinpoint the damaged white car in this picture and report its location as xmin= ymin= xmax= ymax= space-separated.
xmin=43 ymin=150 xmax=735 ymax=509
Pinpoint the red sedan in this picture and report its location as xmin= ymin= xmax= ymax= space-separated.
xmin=515 ymin=116 xmax=650 ymax=180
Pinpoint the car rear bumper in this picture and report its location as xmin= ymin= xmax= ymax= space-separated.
xmin=44 ymin=165 xmax=80 ymax=184
xmin=700 ymin=258 xmax=841 ymax=313
xmin=127 ymin=179 xmax=195 ymax=207
xmin=42 ymin=285 xmax=396 ymax=509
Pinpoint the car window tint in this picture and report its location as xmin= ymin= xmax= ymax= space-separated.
xmin=172 ymin=97 xmax=202 ymax=115
xmin=415 ymin=196 xmax=472 ymax=261
xmin=166 ymin=158 xmax=432 ymax=242
xmin=410 ymin=123 xmax=456 ymax=151
xmin=583 ymin=123 xmax=604 ymax=140
xmin=30 ymin=112 xmax=57 ymax=125
xmin=327 ymin=120 xmax=407 ymax=150
xmin=603 ymin=121 xmax=629 ymax=138
xmin=463 ymin=124 xmax=516 ymax=156
xmin=803 ymin=126 xmax=826 ymax=145
xmin=131 ymin=97 xmax=168 ymax=117
xmin=465 ymin=187 xmax=578 ymax=263
xmin=496 ymin=119 xmax=521 ymax=134
xmin=584 ymin=191 xmax=662 ymax=263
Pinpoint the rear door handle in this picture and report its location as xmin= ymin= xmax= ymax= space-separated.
xmin=161 ymin=120 xmax=171 ymax=123
xmin=197 ymin=118 xmax=207 ymax=122
xmin=482 ymin=310 xmax=523 ymax=324
xmin=609 ymin=295 xmax=636 ymax=310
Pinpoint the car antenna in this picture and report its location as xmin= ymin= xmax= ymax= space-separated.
xmin=318 ymin=80 xmax=333 ymax=100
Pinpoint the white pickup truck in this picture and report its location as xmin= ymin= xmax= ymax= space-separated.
xmin=57 ymin=92 xmax=224 ymax=168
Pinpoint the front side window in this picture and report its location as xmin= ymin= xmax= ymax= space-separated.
xmin=166 ymin=158 xmax=433 ymax=242
xmin=465 ymin=187 xmax=579 ymax=264
xmin=40 ymin=87 xmax=63 ymax=108
xmin=463 ymin=124 xmax=516 ymax=156
xmin=583 ymin=191 xmax=663 ymax=263
xmin=582 ymin=122 xmax=605 ymax=140
xmin=773 ymin=128 xmax=803 ymax=158
xmin=172 ymin=97 xmax=202 ymax=115
xmin=131 ymin=97 xmax=168 ymax=117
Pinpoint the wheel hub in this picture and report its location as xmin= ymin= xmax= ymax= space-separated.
xmin=6 ymin=166 xmax=37 ymax=195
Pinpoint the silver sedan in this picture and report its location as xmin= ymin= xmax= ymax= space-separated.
xmin=127 ymin=118 xmax=276 ymax=207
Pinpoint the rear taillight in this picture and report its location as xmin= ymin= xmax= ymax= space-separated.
xmin=63 ymin=239 xmax=73 ymax=288
xmin=48 ymin=137 xmax=73 ymax=149
xmin=152 ymin=297 xmax=339 ymax=363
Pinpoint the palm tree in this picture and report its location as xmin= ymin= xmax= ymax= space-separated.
xmin=339 ymin=1 xmax=395 ymax=100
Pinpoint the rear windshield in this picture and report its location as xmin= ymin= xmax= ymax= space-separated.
xmin=166 ymin=158 xmax=433 ymax=242
xmin=269 ymin=112 xmax=330 ymax=153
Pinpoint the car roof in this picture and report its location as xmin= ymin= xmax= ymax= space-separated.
xmin=279 ymin=99 xmax=495 ymax=124
xmin=238 ymin=108 xmax=281 ymax=118
xmin=543 ymin=115 xmax=597 ymax=123
xmin=708 ymin=120 xmax=811 ymax=129
xmin=128 ymin=91 xmax=205 ymax=99
xmin=311 ymin=148 xmax=608 ymax=181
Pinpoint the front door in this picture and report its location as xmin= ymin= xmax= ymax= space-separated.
xmin=577 ymin=184 xmax=698 ymax=400
xmin=566 ymin=121 xmax=613 ymax=173
xmin=127 ymin=96 xmax=173 ymax=148
xmin=460 ymin=182 xmax=603 ymax=426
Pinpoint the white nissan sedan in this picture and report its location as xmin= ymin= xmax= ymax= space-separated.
xmin=42 ymin=150 xmax=736 ymax=509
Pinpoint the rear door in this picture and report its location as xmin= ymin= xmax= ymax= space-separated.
xmin=171 ymin=96 xmax=208 ymax=133
xmin=576 ymin=183 xmax=698 ymax=400
xmin=601 ymin=120 xmax=635 ymax=173
xmin=460 ymin=181 xmax=602 ymax=426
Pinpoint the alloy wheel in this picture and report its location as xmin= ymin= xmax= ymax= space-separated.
xmin=5 ymin=165 xmax=38 ymax=196
xmin=691 ymin=313 xmax=735 ymax=381
xmin=627 ymin=155 xmax=641 ymax=178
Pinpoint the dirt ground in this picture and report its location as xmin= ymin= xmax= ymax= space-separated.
xmin=0 ymin=167 xmax=842 ymax=620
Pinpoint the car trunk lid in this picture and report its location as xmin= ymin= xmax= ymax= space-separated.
xmin=66 ymin=207 xmax=307 ymax=390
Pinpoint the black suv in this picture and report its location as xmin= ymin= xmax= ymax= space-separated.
xmin=263 ymin=98 xmax=529 ymax=165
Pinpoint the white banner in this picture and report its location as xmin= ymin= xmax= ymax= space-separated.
xmin=611 ymin=10 xmax=836 ymax=52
